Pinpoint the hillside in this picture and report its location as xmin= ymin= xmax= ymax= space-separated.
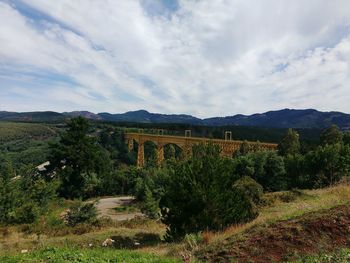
xmin=195 ymin=183 xmax=350 ymax=262
xmin=197 ymin=205 xmax=350 ymax=262
xmin=0 ymin=111 xmax=65 ymax=122
xmin=98 ymin=110 xmax=202 ymax=124
xmin=203 ymin=109 xmax=350 ymax=129
xmin=1 ymin=183 xmax=349 ymax=262
xmin=1 ymin=109 xmax=350 ymax=129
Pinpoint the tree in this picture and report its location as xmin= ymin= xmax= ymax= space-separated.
xmin=141 ymin=186 xmax=159 ymax=219
xmin=164 ymin=144 xmax=176 ymax=160
xmin=284 ymin=154 xmax=308 ymax=188
xmin=320 ymin=125 xmax=343 ymax=145
xmin=98 ymin=129 xmax=135 ymax=166
xmin=238 ymin=140 xmax=250 ymax=156
xmin=0 ymin=161 xmax=58 ymax=224
xmin=233 ymin=176 xmax=263 ymax=205
xmin=304 ymin=143 xmax=350 ymax=187
xmin=278 ymin=129 xmax=300 ymax=156
xmin=0 ymin=159 xmax=18 ymax=223
xmin=234 ymin=156 xmax=255 ymax=178
xmin=263 ymin=152 xmax=288 ymax=191
xmin=343 ymin=131 xmax=350 ymax=146
xmin=160 ymin=144 xmax=259 ymax=240
xmin=50 ymin=117 xmax=111 ymax=199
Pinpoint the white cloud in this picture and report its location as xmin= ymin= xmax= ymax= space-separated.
xmin=0 ymin=0 xmax=350 ymax=117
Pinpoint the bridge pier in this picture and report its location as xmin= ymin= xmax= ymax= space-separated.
xmin=137 ymin=142 xmax=145 ymax=168
xmin=157 ymin=145 xmax=164 ymax=167
xmin=127 ymin=139 xmax=134 ymax=151
xmin=125 ymin=132 xmax=277 ymax=168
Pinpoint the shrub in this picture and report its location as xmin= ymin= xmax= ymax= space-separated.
xmin=46 ymin=214 xmax=64 ymax=227
xmin=304 ymin=143 xmax=350 ymax=187
xmin=141 ymin=186 xmax=159 ymax=219
xmin=263 ymin=152 xmax=288 ymax=191
xmin=160 ymin=144 xmax=258 ymax=240
xmin=233 ymin=176 xmax=263 ymax=205
xmin=64 ymin=202 xmax=97 ymax=227
xmin=184 ymin=233 xmax=203 ymax=251
xmin=13 ymin=202 xmax=40 ymax=224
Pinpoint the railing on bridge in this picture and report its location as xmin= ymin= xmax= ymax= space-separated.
xmin=124 ymin=130 xmax=277 ymax=168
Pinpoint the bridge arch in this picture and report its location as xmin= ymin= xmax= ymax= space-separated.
xmin=124 ymin=132 xmax=277 ymax=168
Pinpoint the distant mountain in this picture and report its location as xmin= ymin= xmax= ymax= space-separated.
xmin=0 ymin=111 xmax=65 ymax=122
xmin=1 ymin=109 xmax=350 ymax=129
xmin=203 ymin=109 xmax=350 ymax=129
xmin=63 ymin=111 xmax=102 ymax=120
xmin=98 ymin=110 xmax=202 ymax=124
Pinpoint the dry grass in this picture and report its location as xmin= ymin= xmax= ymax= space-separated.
xmin=2 ymin=184 xmax=350 ymax=260
xmin=207 ymin=183 xmax=350 ymax=244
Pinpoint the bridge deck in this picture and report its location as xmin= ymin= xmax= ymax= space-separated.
xmin=124 ymin=132 xmax=277 ymax=167
xmin=124 ymin=132 xmax=277 ymax=147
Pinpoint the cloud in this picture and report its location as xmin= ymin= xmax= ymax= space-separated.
xmin=0 ymin=0 xmax=350 ymax=117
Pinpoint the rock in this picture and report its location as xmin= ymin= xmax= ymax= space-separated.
xmin=102 ymin=238 xmax=115 ymax=247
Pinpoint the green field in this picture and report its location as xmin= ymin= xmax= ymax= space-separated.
xmin=0 ymin=122 xmax=60 ymax=169
xmin=0 ymin=122 xmax=58 ymax=142
xmin=0 ymin=247 xmax=180 ymax=263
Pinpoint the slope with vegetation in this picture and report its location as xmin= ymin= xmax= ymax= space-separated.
xmin=1 ymin=117 xmax=350 ymax=262
xmin=195 ymin=184 xmax=350 ymax=262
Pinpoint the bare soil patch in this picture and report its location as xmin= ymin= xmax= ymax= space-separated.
xmin=196 ymin=205 xmax=350 ymax=262
xmin=96 ymin=196 xmax=143 ymax=221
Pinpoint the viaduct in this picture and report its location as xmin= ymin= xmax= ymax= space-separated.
xmin=125 ymin=131 xmax=277 ymax=167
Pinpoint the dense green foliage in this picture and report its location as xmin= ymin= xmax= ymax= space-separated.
xmin=0 ymin=122 xmax=58 ymax=170
xmin=0 ymin=247 xmax=180 ymax=263
xmin=49 ymin=117 xmax=112 ymax=199
xmin=278 ymin=128 xmax=300 ymax=156
xmin=0 ymin=158 xmax=57 ymax=224
xmin=64 ymin=202 xmax=98 ymax=226
xmin=0 ymin=122 xmax=56 ymax=142
xmin=320 ymin=124 xmax=343 ymax=145
xmin=159 ymin=144 xmax=261 ymax=240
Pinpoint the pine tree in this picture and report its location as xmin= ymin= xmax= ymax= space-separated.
xmin=278 ymin=129 xmax=300 ymax=156
xmin=320 ymin=125 xmax=343 ymax=145
xmin=50 ymin=117 xmax=111 ymax=199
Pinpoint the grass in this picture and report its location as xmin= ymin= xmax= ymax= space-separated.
xmin=208 ymin=183 xmax=350 ymax=243
xmin=292 ymin=248 xmax=350 ymax=263
xmin=2 ymin=184 xmax=350 ymax=262
xmin=113 ymin=202 xmax=141 ymax=214
xmin=0 ymin=246 xmax=180 ymax=263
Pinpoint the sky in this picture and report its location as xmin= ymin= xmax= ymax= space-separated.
xmin=0 ymin=0 xmax=350 ymax=117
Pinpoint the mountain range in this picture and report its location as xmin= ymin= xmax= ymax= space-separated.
xmin=0 ymin=109 xmax=349 ymax=130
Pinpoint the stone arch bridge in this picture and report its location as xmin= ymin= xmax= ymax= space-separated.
xmin=125 ymin=132 xmax=277 ymax=167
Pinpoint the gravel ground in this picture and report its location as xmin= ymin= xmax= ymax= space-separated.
xmin=96 ymin=196 xmax=143 ymax=221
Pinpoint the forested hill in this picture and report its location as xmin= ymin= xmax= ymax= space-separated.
xmin=0 ymin=109 xmax=350 ymax=129
xmin=203 ymin=109 xmax=350 ymax=129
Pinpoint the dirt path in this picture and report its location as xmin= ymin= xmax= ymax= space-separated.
xmin=96 ymin=196 xmax=143 ymax=221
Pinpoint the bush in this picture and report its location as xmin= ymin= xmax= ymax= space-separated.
xmin=141 ymin=186 xmax=159 ymax=219
xmin=263 ymin=152 xmax=288 ymax=191
xmin=304 ymin=143 xmax=350 ymax=187
xmin=160 ymin=144 xmax=259 ymax=240
xmin=64 ymin=202 xmax=97 ymax=227
xmin=12 ymin=202 xmax=40 ymax=224
xmin=233 ymin=176 xmax=263 ymax=205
